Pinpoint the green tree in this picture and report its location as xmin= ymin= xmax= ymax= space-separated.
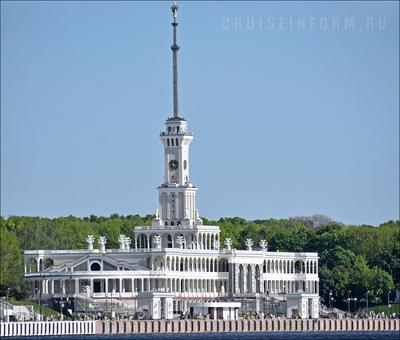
xmin=0 ymin=229 xmax=25 ymax=296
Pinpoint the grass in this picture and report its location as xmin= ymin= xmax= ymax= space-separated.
xmin=9 ymin=298 xmax=71 ymax=320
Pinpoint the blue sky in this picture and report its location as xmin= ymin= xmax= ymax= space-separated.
xmin=1 ymin=1 xmax=398 ymax=226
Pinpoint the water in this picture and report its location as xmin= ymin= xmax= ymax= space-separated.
xmin=8 ymin=332 xmax=400 ymax=340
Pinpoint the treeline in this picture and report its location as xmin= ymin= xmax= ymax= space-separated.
xmin=1 ymin=215 xmax=399 ymax=309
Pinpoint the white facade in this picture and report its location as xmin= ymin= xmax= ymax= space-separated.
xmin=136 ymin=291 xmax=174 ymax=320
xmin=188 ymin=302 xmax=241 ymax=320
xmin=286 ymin=293 xmax=320 ymax=319
xmin=23 ymin=5 xmax=320 ymax=319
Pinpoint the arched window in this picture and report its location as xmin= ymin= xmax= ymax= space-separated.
xmin=239 ymin=265 xmax=244 ymax=294
xmin=218 ymin=259 xmax=228 ymax=272
xmin=28 ymin=258 xmax=38 ymax=273
xmin=44 ymin=258 xmax=54 ymax=270
xmin=175 ymin=138 xmax=179 ymax=146
xmin=167 ymin=139 xmax=170 ymax=146
xmin=295 ymin=260 xmax=303 ymax=274
xmin=255 ymin=265 xmax=261 ymax=293
xmin=171 ymin=138 xmax=174 ymax=146
xmin=90 ymin=262 xmax=101 ymax=271
xmin=247 ymin=265 xmax=252 ymax=293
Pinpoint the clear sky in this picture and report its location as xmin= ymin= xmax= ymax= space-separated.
xmin=1 ymin=1 xmax=398 ymax=226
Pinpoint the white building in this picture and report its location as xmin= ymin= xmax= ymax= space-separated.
xmin=24 ymin=4 xmax=319 ymax=319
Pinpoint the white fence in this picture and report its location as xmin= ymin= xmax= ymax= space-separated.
xmin=0 ymin=321 xmax=96 ymax=337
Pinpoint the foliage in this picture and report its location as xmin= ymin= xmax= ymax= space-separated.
xmin=0 ymin=215 xmax=398 ymax=309
xmin=370 ymin=303 xmax=400 ymax=315
xmin=0 ymin=227 xmax=26 ymax=297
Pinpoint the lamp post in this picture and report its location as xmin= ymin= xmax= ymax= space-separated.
xmin=353 ymin=297 xmax=357 ymax=315
xmin=39 ymin=274 xmax=42 ymax=321
xmin=105 ymin=292 xmax=108 ymax=320
xmin=111 ymin=288 xmax=115 ymax=319
xmin=329 ymin=291 xmax=333 ymax=313
xmin=347 ymin=290 xmax=351 ymax=314
xmin=387 ymin=292 xmax=390 ymax=318
xmin=5 ymin=287 xmax=11 ymax=322
xmin=83 ymin=285 xmax=90 ymax=320
xmin=69 ymin=273 xmax=73 ymax=320
xmin=59 ymin=298 xmax=64 ymax=321
xmin=34 ymin=287 xmax=40 ymax=321
xmin=366 ymin=291 xmax=369 ymax=317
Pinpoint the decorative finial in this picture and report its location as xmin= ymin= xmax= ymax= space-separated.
xmin=176 ymin=235 xmax=184 ymax=249
xmin=86 ymin=235 xmax=95 ymax=250
xmin=153 ymin=235 xmax=162 ymax=249
xmin=171 ymin=3 xmax=178 ymax=21
xmin=118 ymin=234 xmax=126 ymax=250
xmin=224 ymin=238 xmax=232 ymax=251
xmin=259 ymin=240 xmax=268 ymax=252
xmin=99 ymin=236 xmax=107 ymax=253
xmin=124 ymin=236 xmax=131 ymax=251
xmin=245 ymin=239 xmax=253 ymax=251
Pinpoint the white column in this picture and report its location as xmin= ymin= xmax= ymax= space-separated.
xmin=251 ymin=264 xmax=256 ymax=293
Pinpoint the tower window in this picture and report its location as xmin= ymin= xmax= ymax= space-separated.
xmin=168 ymin=127 xmax=171 ymax=133
xmin=171 ymin=139 xmax=174 ymax=146
xmin=175 ymin=138 xmax=179 ymax=146
xmin=177 ymin=127 xmax=180 ymax=133
xmin=167 ymin=139 xmax=170 ymax=146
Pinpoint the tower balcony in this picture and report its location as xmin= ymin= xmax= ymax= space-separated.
xmin=160 ymin=131 xmax=193 ymax=136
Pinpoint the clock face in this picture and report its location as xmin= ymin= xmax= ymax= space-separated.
xmin=169 ymin=159 xmax=179 ymax=170
xmin=183 ymin=160 xmax=187 ymax=170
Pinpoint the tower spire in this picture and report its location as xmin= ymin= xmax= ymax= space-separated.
xmin=171 ymin=2 xmax=180 ymax=118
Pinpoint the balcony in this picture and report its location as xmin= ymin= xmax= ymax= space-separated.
xmin=160 ymin=131 xmax=193 ymax=137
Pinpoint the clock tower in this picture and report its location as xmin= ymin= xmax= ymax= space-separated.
xmin=155 ymin=3 xmax=200 ymax=227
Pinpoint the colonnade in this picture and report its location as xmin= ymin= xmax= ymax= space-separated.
xmin=264 ymin=259 xmax=318 ymax=274
xmin=32 ymin=277 xmax=318 ymax=297
xmin=31 ymin=277 xmax=228 ymax=297
xmin=234 ymin=263 xmax=319 ymax=295
xmin=135 ymin=232 xmax=220 ymax=250
xmin=264 ymin=279 xmax=319 ymax=294
xmin=152 ymin=256 xmax=228 ymax=272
